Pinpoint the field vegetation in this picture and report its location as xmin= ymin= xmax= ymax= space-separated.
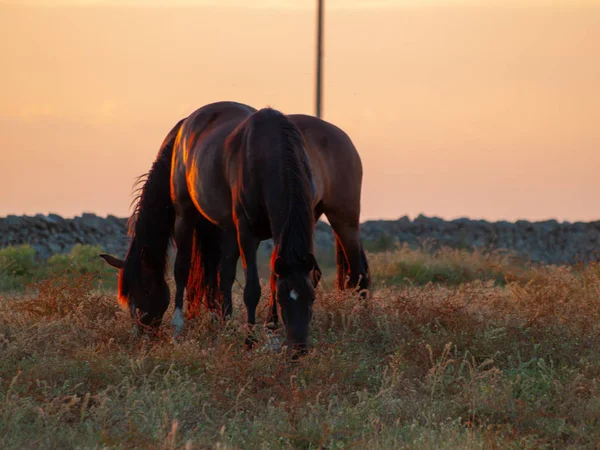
xmin=1 ymin=243 xmax=599 ymax=448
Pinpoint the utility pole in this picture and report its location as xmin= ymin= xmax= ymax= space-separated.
xmin=315 ymin=0 xmax=324 ymax=119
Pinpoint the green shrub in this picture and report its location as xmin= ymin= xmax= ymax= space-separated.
xmin=0 ymin=244 xmax=36 ymax=277
xmin=45 ymin=253 xmax=71 ymax=273
xmin=48 ymin=244 xmax=106 ymax=275
xmin=0 ymin=244 xmax=117 ymax=292
xmin=363 ymin=232 xmax=397 ymax=253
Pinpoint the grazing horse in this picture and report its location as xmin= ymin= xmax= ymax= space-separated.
xmin=100 ymin=101 xmax=369 ymax=348
xmin=185 ymin=113 xmax=371 ymax=331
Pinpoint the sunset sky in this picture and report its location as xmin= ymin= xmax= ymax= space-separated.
xmin=1 ymin=0 xmax=599 ymax=222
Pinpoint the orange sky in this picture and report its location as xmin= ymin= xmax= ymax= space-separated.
xmin=1 ymin=1 xmax=599 ymax=222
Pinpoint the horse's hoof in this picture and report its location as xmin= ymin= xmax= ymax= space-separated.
xmin=290 ymin=348 xmax=308 ymax=361
xmin=265 ymin=321 xmax=280 ymax=331
xmin=169 ymin=334 xmax=183 ymax=345
xmin=265 ymin=333 xmax=282 ymax=352
xmin=172 ymin=328 xmax=183 ymax=339
xmin=170 ymin=330 xmax=183 ymax=343
xmin=244 ymin=335 xmax=258 ymax=350
xmin=172 ymin=308 xmax=185 ymax=338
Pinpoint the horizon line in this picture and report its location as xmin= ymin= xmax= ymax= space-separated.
xmin=2 ymin=212 xmax=598 ymax=225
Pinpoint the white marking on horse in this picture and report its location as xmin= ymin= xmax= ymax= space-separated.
xmin=172 ymin=307 xmax=185 ymax=337
xmin=290 ymin=289 xmax=299 ymax=301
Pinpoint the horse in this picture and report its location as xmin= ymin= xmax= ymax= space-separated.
xmin=184 ymin=113 xmax=371 ymax=332
xmin=100 ymin=101 xmax=370 ymax=349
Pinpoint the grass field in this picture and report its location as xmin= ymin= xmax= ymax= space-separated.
xmin=1 ymin=245 xmax=600 ymax=449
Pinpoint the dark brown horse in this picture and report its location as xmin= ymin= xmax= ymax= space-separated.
xmin=100 ymin=101 xmax=369 ymax=348
xmin=185 ymin=113 xmax=371 ymax=333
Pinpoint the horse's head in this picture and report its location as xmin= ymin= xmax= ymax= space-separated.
xmin=100 ymin=252 xmax=170 ymax=335
xmin=273 ymin=254 xmax=317 ymax=352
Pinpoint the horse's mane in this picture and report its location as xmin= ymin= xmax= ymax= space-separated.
xmin=119 ymin=118 xmax=185 ymax=304
xmin=126 ymin=157 xmax=172 ymax=254
xmin=127 ymin=173 xmax=149 ymax=237
xmin=255 ymin=108 xmax=315 ymax=274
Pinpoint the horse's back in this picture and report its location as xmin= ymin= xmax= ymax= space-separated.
xmin=178 ymin=102 xmax=256 ymax=160
xmin=242 ymin=108 xmax=308 ymax=164
xmin=288 ymin=114 xmax=363 ymax=212
xmin=289 ymin=114 xmax=361 ymax=166
xmin=171 ymin=101 xmax=256 ymax=224
xmin=231 ymin=108 xmax=315 ymax=237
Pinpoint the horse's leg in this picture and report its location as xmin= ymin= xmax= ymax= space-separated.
xmin=326 ymin=212 xmax=370 ymax=295
xmin=311 ymin=258 xmax=323 ymax=288
xmin=266 ymin=270 xmax=279 ymax=330
xmin=236 ymin=220 xmax=262 ymax=348
xmin=172 ymin=214 xmax=196 ymax=337
xmin=218 ymin=231 xmax=240 ymax=320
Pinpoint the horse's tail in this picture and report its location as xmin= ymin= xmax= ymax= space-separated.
xmin=186 ymin=219 xmax=222 ymax=317
xmin=335 ymin=236 xmax=348 ymax=290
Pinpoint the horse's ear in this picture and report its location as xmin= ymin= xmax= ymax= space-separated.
xmin=99 ymin=254 xmax=124 ymax=269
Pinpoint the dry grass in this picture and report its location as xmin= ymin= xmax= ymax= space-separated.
xmin=367 ymin=244 xmax=529 ymax=287
xmin=1 ymin=253 xmax=600 ymax=449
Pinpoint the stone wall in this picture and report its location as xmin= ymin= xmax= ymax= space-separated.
xmin=1 ymin=214 xmax=129 ymax=261
xmin=1 ymin=213 xmax=599 ymax=265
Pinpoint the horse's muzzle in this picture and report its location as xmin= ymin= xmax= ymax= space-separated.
xmin=284 ymin=326 xmax=309 ymax=358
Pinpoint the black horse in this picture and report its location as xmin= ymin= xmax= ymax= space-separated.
xmin=101 ymin=105 xmax=318 ymax=350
